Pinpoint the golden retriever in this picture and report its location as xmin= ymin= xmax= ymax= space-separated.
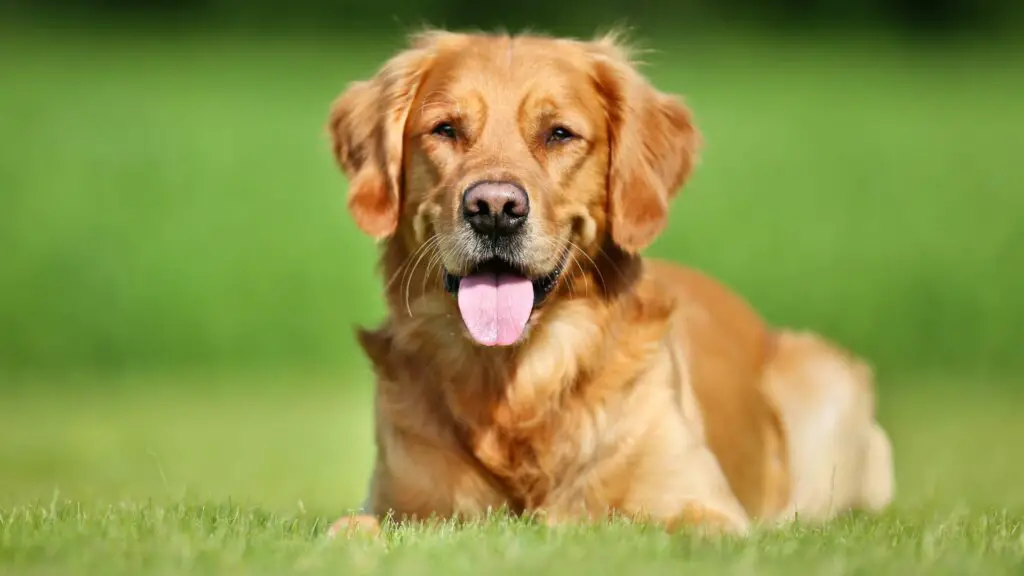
xmin=324 ymin=29 xmax=895 ymax=537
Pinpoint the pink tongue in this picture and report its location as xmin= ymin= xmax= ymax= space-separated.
xmin=457 ymin=273 xmax=535 ymax=346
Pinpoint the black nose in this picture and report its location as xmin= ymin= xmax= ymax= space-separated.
xmin=462 ymin=181 xmax=530 ymax=237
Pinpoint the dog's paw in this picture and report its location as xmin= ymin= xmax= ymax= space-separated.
xmin=326 ymin=514 xmax=381 ymax=539
xmin=666 ymin=502 xmax=751 ymax=537
xmin=530 ymin=506 xmax=600 ymax=528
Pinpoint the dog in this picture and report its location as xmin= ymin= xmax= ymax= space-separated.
xmin=324 ymin=29 xmax=895 ymax=537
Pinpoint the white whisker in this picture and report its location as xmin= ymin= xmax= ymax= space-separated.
xmin=403 ymin=235 xmax=444 ymax=318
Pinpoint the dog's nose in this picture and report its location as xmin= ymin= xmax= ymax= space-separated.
xmin=462 ymin=181 xmax=530 ymax=237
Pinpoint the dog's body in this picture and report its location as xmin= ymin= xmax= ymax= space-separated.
xmin=326 ymin=30 xmax=894 ymax=535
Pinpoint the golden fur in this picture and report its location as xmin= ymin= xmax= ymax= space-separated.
xmin=324 ymin=30 xmax=895 ymax=537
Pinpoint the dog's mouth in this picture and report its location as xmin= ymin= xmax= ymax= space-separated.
xmin=443 ymin=255 xmax=567 ymax=347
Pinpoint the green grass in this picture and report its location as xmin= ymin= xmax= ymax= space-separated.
xmin=2 ymin=27 xmax=1024 ymax=574
xmin=3 ymin=505 xmax=1022 ymax=575
xmin=2 ymin=375 xmax=1024 ymax=574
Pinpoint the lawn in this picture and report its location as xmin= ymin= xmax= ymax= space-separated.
xmin=2 ymin=376 xmax=1024 ymax=574
xmin=1 ymin=25 xmax=1023 ymax=574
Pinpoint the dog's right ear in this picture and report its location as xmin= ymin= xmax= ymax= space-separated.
xmin=327 ymin=36 xmax=439 ymax=239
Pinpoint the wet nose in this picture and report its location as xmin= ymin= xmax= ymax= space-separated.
xmin=462 ymin=181 xmax=530 ymax=237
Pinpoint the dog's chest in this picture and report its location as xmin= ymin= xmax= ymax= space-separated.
xmin=456 ymin=395 xmax=593 ymax=512
xmin=468 ymin=426 xmax=550 ymax=510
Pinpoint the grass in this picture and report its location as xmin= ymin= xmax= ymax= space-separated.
xmin=3 ymin=506 xmax=1022 ymax=576
xmin=2 ymin=374 xmax=1024 ymax=574
xmin=2 ymin=26 xmax=1024 ymax=574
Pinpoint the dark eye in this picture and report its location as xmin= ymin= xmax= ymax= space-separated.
xmin=431 ymin=122 xmax=457 ymax=140
xmin=546 ymin=125 xmax=577 ymax=145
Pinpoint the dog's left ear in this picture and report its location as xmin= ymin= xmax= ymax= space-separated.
xmin=327 ymin=35 xmax=439 ymax=239
xmin=588 ymin=35 xmax=701 ymax=254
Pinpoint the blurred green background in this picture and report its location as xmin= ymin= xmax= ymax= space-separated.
xmin=1 ymin=0 xmax=1022 ymax=523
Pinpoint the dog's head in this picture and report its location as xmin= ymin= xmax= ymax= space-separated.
xmin=328 ymin=30 xmax=699 ymax=347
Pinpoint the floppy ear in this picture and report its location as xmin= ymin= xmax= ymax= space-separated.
xmin=589 ymin=37 xmax=701 ymax=253
xmin=327 ymin=38 xmax=436 ymax=239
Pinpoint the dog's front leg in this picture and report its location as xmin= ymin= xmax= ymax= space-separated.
xmin=577 ymin=418 xmax=752 ymax=536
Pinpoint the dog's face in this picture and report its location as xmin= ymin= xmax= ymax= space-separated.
xmin=329 ymin=31 xmax=699 ymax=347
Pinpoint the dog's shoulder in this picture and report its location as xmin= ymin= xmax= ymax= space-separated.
xmin=645 ymin=258 xmax=789 ymax=518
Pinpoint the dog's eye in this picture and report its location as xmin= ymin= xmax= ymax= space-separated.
xmin=431 ymin=122 xmax=457 ymax=140
xmin=546 ymin=125 xmax=577 ymax=146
